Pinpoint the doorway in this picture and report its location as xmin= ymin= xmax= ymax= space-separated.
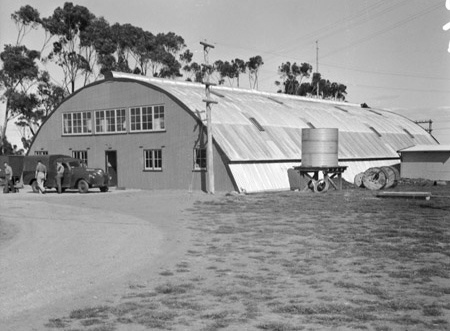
xmin=105 ymin=150 xmax=117 ymax=186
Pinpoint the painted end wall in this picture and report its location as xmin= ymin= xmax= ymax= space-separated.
xmin=29 ymin=80 xmax=236 ymax=192
xmin=401 ymin=152 xmax=450 ymax=181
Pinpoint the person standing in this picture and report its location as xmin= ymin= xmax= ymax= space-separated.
xmin=55 ymin=161 xmax=64 ymax=194
xmin=3 ymin=162 xmax=13 ymax=193
xmin=35 ymin=160 xmax=47 ymax=194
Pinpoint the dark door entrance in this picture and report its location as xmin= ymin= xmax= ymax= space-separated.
xmin=105 ymin=150 xmax=117 ymax=186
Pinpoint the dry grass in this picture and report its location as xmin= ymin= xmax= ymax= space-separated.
xmin=49 ymin=182 xmax=450 ymax=330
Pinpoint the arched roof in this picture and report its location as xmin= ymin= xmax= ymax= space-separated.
xmin=110 ymin=72 xmax=436 ymax=162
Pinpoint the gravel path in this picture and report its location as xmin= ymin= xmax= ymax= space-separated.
xmin=0 ymin=188 xmax=210 ymax=330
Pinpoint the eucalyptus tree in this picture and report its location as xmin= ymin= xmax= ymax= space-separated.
xmin=41 ymin=2 xmax=95 ymax=93
xmin=246 ymin=55 xmax=264 ymax=90
xmin=232 ymin=58 xmax=246 ymax=87
xmin=0 ymin=45 xmax=40 ymax=153
xmin=275 ymin=62 xmax=312 ymax=95
xmin=214 ymin=60 xmax=235 ymax=85
xmin=11 ymin=5 xmax=41 ymax=45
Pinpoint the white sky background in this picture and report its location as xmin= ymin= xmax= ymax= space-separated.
xmin=1 ymin=0 xmax=449 ymax=147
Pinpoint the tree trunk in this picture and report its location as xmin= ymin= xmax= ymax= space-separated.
xmin=0 ymin=98 xmax=10 ymax=154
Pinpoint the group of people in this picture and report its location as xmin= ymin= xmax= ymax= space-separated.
xmin=2 ymin=160 xmax=65 ymax=194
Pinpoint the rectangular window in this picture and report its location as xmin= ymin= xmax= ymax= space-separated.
xmin=72 ymin=150 xmax=88 ymax=166
xmin=62 ymin=112 xmax=92 ymax=135
xmin=194 ymin=148 xmax=207 ymax=170
xmin=34 ymin=150 xmax=48 ymax=155
xmin=95 ymin=109 xmax=126 ymax=134
xmin=144 ymin=149 xmax=162 ymax=171
xmin=130 ymin=105 xmax=165 ymax=132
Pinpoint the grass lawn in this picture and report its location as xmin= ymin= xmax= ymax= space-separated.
xmin=47 ymin=181 xmax=450 ymax=330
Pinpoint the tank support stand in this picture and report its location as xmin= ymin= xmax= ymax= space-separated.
xmin=294 ymin=166 xmax=348 ymax=193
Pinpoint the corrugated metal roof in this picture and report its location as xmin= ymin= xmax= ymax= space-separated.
xmin=399 ymin=144 xmax=450 ymax=152
xmin=111 ymin=72 xmax=436 ymax=163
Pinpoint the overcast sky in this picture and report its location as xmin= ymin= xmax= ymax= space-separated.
xmin=1 ymin=0 xmax=449 ymax=146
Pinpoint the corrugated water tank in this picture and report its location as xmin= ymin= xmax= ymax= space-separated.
xmin=301 ymin=128 xmax=339 ymax=167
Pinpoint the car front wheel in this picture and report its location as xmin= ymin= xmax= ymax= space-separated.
xmin=77 ymin=179 xmax=89 ymax=193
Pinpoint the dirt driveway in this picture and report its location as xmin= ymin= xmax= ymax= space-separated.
xmin=0 ymin=188 xmax=213 ymax=330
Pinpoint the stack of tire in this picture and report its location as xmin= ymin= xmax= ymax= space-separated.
xmin=354 ymin=166 xmax=400 ymax=190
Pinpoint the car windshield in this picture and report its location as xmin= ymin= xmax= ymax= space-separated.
xmin=68 ymin=160 xmax=80 ymax=168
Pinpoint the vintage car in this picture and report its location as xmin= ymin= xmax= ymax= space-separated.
xmin=22 ymin=155 xmax=109 ymax=193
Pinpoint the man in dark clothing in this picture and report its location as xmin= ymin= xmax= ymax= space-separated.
xmin=56 ymin=161 xmax=64 ymax=194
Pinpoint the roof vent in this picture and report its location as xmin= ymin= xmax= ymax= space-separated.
xmin=403 ymin=128 xmax=415 ymax=139
xmin=367 ymin=125 xmax=382 ymax=137
xmin=335 ymin=106 xmax=348 ymax=113
xmin=211 ymin=90 xmax=225 ymax=98
xmin=267 ymin=96 xmax=284 ymax=105
xmin=248 ymin=117 xmax=265 ymax=131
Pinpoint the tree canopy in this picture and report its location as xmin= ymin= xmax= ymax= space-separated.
xmin=276 ymin=63 xmax=347 ymax=101
xmin=1 ymin=2 xmax=349 ymax=152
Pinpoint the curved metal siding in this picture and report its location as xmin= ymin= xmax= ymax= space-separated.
xmin=110 ymin=72 xmax=437 ymax=163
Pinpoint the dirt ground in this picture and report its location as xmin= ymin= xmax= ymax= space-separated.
xmin=1 ymin=181 xmax=449 ymax=331
xmin=0 ymin=188 xmax=215 ymax=330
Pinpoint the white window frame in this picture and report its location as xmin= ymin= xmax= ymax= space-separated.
xmin=72 ymin=150 xmax=88 ymax=166
xmin=34 ymin=150 xmax=48 ymax=156
xmin=144 ymin=149 xmax=162 ymax=171
xmin=62 ymin=111 xmax=92 ymax=135
xmin=95 ymin=108 xmax=127 ymax=134
xmin=193 ymin=148 xmax=207 ymax=171
xmin=130 ymin=105 xmax=165 ymax=132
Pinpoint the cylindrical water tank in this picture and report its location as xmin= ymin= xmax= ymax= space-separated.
xmin=301 ymin=128 xmax=339 ymax=167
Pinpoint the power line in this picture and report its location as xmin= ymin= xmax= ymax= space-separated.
xmin=321 ymin=2 xmax=441 ymax=59
xmin=350 ymin=83 xmax=449 ymax=93
xmin=273 ymin=0 xmax=412 ymax=58
xmin=320 ymin=62 xmax=450 ymax=81
xmin=214 ymin=0 xmax=411 ymax=63
xmin=212 ymin=1 xmax=443 ymax=87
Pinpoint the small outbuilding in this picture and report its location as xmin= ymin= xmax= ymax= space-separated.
xmin=28 ymin=72 xmax=438 ymax=193
xmin=398 ymin=145 xmax=450 ymax=181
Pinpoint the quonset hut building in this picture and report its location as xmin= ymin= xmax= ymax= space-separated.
xmin=28 ymin=71 xmax=438 ymax=193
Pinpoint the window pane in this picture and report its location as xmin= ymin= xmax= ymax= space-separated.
xmin=154 ymin=106 xmax=165 ymax=130
xmin=96 ymin=111 xmax=105 ymax=133
xmin=83 ymin=112 xmax=92 ymax=133
xmin=73 ymin=113 xmax=82 ymax=133
xmin=117 ymin=109 xmax=126 ymax=132
xmin=106 ymin=109 xmax=116 ymax=132
xmin=154 ymin=150 xmax=162 ymax=169
xmin=194 ymin=148 xmax=206 ymax=169
xmin=63 ymin=114 xmax=71 ymax=134
xmin=142 ymin=107 xmax=152 ymax=131
xmin=131 ymin=108 xmax=141 ymax=131
xmin=144 ymin=150 xmax=152 ymax=169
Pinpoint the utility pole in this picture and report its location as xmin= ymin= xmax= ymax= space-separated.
xmin=316 ymin=40 xmax=319 ymax=98
xmin=200 ymin=40 xmax=218 ymax=194
xmin=414 ymin=119 xmax=433 ymax=134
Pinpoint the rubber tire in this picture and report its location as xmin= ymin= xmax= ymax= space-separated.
xmin=312 ymin=179 xmax=329 ymax=193
xmin=31 ymin=180 xmax=39 ymax=193
xmin=77 ymin=179 xmax=89 ymax=193
xmin=100 ymin=186 xmax=109 ymax=192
